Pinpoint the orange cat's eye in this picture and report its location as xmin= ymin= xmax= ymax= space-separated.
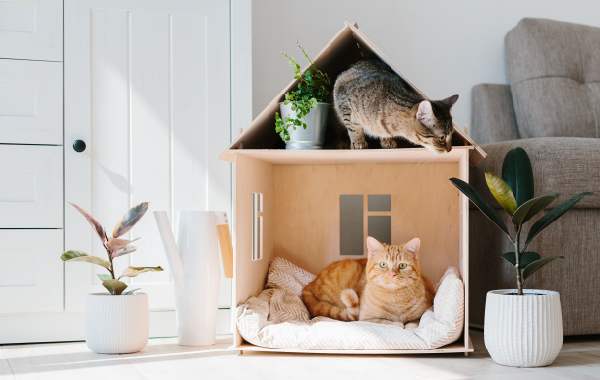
xmin=398 ymin=263 xmax=408 ymax=270
xmin=378 ymin=261 xmax=387 ymax=269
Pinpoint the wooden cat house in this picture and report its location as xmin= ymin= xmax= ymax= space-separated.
xmin=221 ymin=22 xmax=485 ymax=355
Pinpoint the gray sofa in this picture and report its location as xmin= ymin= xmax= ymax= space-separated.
xmin=470 ymin=18 xmax=600 ymax=336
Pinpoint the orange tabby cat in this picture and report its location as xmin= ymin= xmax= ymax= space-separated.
xmin=301 ymin=237 xmax=434 ymax=322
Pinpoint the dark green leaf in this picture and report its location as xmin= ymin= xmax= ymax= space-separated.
xmin=522 ymin=256 xmax=564 ymax=279
xmin=502 ymin=147 xmax=534 ymax=206
xmin=102 ymin=279 xmax=128 ymax=295
xmin=112 ymin=202 xmax=149 ymax=238
xmin=526 ymin=192 xmax=592 ymax=245
xmin=449 ymin=178 xmax=510 ymax=236
xmin=502 ymin=251 xmax=540 ymax=267
xmin=61 ymin=250 xmax=111 ymax=270
xmin=512 ymin=194 xmax=558 ymax=225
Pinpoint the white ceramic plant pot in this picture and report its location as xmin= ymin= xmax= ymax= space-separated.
xmin=280 ymin=102 xmax=329 ymax=150
xmin=85 ymin=293 xmax=149 ymax=354
xmin=484 ymin=289 xmax=563 ymax=367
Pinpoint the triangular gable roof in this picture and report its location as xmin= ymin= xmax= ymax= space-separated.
xmin=225 ymin=22 xmax=486 ymax=163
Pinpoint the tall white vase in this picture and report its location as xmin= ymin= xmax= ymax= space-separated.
xmin=484 ymin=289 xmax=563 ymax=367
xmin=154 ymin=210 xmax=221 ymax=346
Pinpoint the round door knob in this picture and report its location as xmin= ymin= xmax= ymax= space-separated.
xmin=73 ymin=139 xmax=86 ymax=153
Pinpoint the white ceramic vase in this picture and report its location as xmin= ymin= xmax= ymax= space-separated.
xmin=484 ymin=289 xmax=563 ymax=367
xmin=85 ymin=293 xmax=149 ymax=354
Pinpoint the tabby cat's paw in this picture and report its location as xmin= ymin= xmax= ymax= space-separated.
xmin=351 ymin=140 xmax=368 ymax=149
xmin=380 ymin=137 xmax=398 ymax=149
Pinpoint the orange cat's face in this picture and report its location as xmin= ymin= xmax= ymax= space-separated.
xmin=365 ymin=237 xmax=422 ymax=289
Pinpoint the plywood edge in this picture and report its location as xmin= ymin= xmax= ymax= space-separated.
xmin=222 ymin=146 xmax=473 ymax=165
xmin=234 ymin=340 xmax=473 ymax=355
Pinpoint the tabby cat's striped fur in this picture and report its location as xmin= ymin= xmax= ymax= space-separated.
xmin=301 ymin=237 xmax=434 ymax=323
xmin=333 ymin=60 xmax=458 ymax=152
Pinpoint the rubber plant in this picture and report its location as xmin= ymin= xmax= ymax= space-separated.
xmin=274 ymin=44 xmax=331 ymax=142
xmin=61 ymin=202 xmax=163 ymax=295
xmin=450 ymin=147 xmax=591 ymax=295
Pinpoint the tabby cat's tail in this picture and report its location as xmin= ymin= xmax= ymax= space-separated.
xmin=302 ymin=289 xmax=357 ymax=321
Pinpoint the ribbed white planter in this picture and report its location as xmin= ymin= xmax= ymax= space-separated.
xmin=484 ymin=289 xmax=563 ymax=367
xmin=85 ymin=293 xmax=149 ymax=354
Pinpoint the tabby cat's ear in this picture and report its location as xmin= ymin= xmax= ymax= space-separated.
xmin=416 ymin=100 xmax=435 ymax=127
xmin=366 ymin=236 xmax=384 ymax=257
xmin=442 ymin=94 xmax=459 ymax=107
xmin=404 ymin=237 xmax=421 ymax=254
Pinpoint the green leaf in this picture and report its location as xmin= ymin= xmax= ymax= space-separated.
xmin=112 ymin=202 xmax=149 ymax=238
xmin=512 ymin=194 xmax=558 ymax=225
xmin=502 ymin=251 xmax=540 ymax=267
xmin=69 ymin=203 xmax=107 ymax=243
xmin=102 ymin=279 xmax=128 ymax=295
xmin=119 ymin=266 xmax=163 ymax=280
xmin=526 ymin=192 xmax=592 ymax=245
xmin=449 ymin=178 xmax=510 ymax=237
xmin=485 ymin=172 xmax=517 ymax=214
xmin=502 ymin=147 xmax=534 ymax=206
xmin=522 ymin=256 xmax=564 ymax=279
xmin=97 ymin=274 xmax=112 ymax=282
xmin=61 ymin=251 xmax=111 ymax=270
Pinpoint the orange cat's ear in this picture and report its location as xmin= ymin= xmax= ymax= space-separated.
xmin=366 ymin=236 xmax=384 ymax=257
xmin=404 ymin=237 xmax=421 ymax=254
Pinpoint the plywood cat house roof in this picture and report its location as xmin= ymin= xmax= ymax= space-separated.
xmin=223 ymin=22 xmax=486 ymax=163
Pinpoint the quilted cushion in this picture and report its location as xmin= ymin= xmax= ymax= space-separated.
xmin=236 ymin=257 xmax=464 ymax=350
xmin=506 ymin=18 xmax=600 ymax=138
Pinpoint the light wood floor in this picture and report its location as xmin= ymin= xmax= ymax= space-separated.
xmin=1 ymin=330 xmax=599 ymax=379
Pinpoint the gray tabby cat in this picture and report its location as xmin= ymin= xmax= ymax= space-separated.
xmin=333 ymin=60 xmax=458 ymax=152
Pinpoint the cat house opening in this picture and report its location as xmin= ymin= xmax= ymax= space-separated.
xmin=227 ymin=147 xmax=472 ymax=354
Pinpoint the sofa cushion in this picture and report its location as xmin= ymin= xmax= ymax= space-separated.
xmin=471 ymin=137 xmax=600 ymax=209
xmin=506 ymin=18 xmax=600 ymax=138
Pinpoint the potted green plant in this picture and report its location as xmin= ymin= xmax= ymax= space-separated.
xmin=61 ymin=202 xmax=163 ymax=354
xmin=274 ymin=45 xmax=331 ymax=149
xmin=450 ymin=147 xmax=591 ymax=367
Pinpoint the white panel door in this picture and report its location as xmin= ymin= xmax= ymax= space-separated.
xmin=0 ymin=145 xmax=63 ymax=228
xmin=0 ymin=230 xmax=63 ymax=313
xmin=64 ymin=0 xmax=231 ymax=334
xmin=0 ymin=0 xmax=62 ymax=61
xmin=0 ymin=60 xmax=62 ymax=144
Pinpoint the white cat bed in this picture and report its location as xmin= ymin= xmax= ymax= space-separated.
xmin=236 ymin=257 xmax=464 ymax=350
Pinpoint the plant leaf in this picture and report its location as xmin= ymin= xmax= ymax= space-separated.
xmin=512 ymin=194 xmax=558 ymax=225
xmin=502 ymin=251 xmax=540 ymax=267
xmin=70 ymin=203 xmax=107 ymax=243
xmin=522 ymin=256 xmax=564 ymax=279
xmin=122 ymin=288 xmax=141 ymax=295
xmin=449 ymin=178 xmax=510 ymax=236
xmin=119 ymin=266 xmax=163 ymax=279
xmin=97 ymin=274 xmax=112 ymax=282
xmin=102 ymin=279 xmax=128 ymax=295
xmin=112 ymin=202 xmax=149 ymax=238
xmin=502 ymin=147 xmax=534 ymax=206
xmin=61 ymin=250 xmax=111 ymax=270
xmin=525 ymin=192 xmax=592 ymax=245
xmin=112 ymin=245 xmax=137 ymax=259
xmin=485 ymin=172 xmax=517 ymax=214
xmin=106 ymin=237 xmax=139 ymax=252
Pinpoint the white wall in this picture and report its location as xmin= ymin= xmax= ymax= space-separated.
xmin=252 ymin=0 xmax=600 ymax=129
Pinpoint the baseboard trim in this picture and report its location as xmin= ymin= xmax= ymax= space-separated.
xmin=0 ymin=309 xmax=231 ymax=344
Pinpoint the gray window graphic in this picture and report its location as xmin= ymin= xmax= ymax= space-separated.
xmin=340 ymin=194 xmax=391 ymax=256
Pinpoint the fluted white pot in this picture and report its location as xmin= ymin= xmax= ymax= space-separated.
xmin=85 ymin=293 xmax=149 ymax=354
xmin=484 ymin=289 xmax=562 ymax=367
